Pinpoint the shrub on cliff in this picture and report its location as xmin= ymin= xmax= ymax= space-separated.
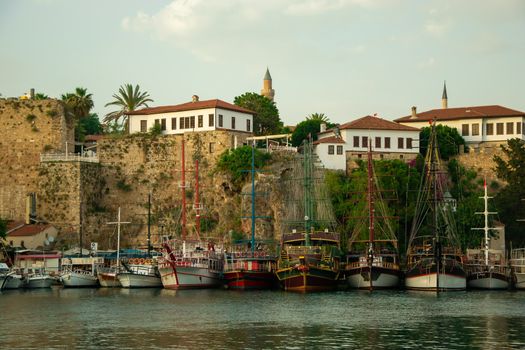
xmin=216 ymin=146 xmax=271 ymax=189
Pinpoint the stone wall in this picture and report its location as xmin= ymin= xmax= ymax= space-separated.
xmin=0 ymin=98 xmax=72 ymax=219
xmin=453 ymin=142 xmax=506 ymax=179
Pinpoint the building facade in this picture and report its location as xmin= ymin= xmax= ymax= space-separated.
xmin=314 ymin=115 xmax=420 ymax=171
xmin=128 ymin=96 xmax=255 ymax=136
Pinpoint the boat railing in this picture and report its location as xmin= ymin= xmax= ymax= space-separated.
xmin=465 ymin=263 xmax=508 ymax=274
xmin=345 ymin=260 xmax=399 ymax=270
xmin=281 ymin=231 xmax=340 ymax=244
xmin=224 ymin=260 xmax=272 ymax=272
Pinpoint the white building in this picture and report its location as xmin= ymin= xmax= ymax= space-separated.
xmin=314 ymin=115 xmax=420 ymax=171
xmin=128 ymin=95 xmax=255 ymax=135
xmin=394 ymin=84 xmax=525 ymax=145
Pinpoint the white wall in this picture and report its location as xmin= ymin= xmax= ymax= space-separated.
xmin=399 ymin=117 xmax=524 ymax=143
xmin=129 ymin=107 xmax=253 ymax=135
xmin=342 ymin=129 xmax=420 ymax=153
xmin=315 ymin=143 xmax=346 ymax=171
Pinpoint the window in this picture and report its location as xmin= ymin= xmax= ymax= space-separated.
xmin=161 ymin=118 xmax=166 ymax=131
xmin=507 ymin=122 xmax=514 ymax=134
xmin=337 ymin=145 xmax=343 ymax=155
xmin=232 ymin=117 xmax=236 ymax=130
xmin=496 ymin=123 xmax=504 ymax=135
xmin=184 ymin=117 xmax=190 ymax=129
xmin=400 ymin=154 xmax=404 ymax=159
xmin=171 ymin=118 xmax=177 ymax=130
xmin=209 ymin=142 xmax=215 ymax=153
xmin=328 ymin=145 xmax=334 ymax=155
xmin=180 ymin=117 xmax=184 ymax=129
xmin=385 ymin=137 xmax=391 ymax=149
xmin=398 ymin=137 xmax=404 ymax=149
xmin=353 ymin=136 xmax=359 ymax=148
xmin=472 ymin=123 xmax=479 ymax=136
xmin=523 ymin=122 xmax=525 ymax=135
xmin=486 ymin=123 xmax=493 ymax=135
xmin=209 ymin=114 xmax=214 ymax=127
xmin=407 ymin=138 xmax=413 ymax=149
xmin=362 ymin=136 xmax=368 ymax=148
xmin=190 ymin=116 xmax=195 ymax=129
xmin=247 ymin=119 xmax=251 ymax=132
xmin=461 ymin=124 xmax=469 ymax=136
xmin=198 ymin=115 xmax=203 ymax=128
xmin=517 ymin=122 xmax=522 ymax=135
xmin=154 ymin=119 xmax=160 ymax=128
xmin=375 ymin=137 xmax=381 ymax=149
xmin=140 ymin=120 xmax=147 ymax=133
xmin=357 ymin=154 xmax=362 ymax=159
xmin=219 ymin=114 xmax=223 ymax=127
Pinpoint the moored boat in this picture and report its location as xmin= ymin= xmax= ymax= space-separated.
xmin=405 ymin=121 xmax=466 ymax=292
xmin=97 ymin=267 xmax=121 ymax=288
xmin=3 ymin=268 xmax=26 ymax=290
xmin=510 ymin=248 xmax=525 ymax=289
xmin=26 ymin=268 xmax=54 ymax=289
xmin=60 ymin=257 xmax=104 ymax=287
xmin=118 ymin=258 xmax=162 ymax=288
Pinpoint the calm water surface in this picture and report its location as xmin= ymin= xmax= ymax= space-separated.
xmin=1 ymin=288 xmax=525 ymax=349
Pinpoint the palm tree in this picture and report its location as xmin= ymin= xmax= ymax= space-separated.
xmin=34 ymin=93 xmax=49 ymax=100
xmin=306 ymin=113 xmax=330 ymax=123
xmin=103 ymin=84 xmax=153 ymax=128
xmin=61 ymin=87 xmax=94 ymax=119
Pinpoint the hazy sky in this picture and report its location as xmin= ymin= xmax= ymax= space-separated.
xmin=1 ymin=0 xmax=524 ymax=125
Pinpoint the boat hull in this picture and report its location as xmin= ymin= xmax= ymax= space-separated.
xmin=276 ymin=266 xmax=338 ymax=292
xmin=159 ymin=265 xmax=222 ymax=289
xmin=26 ymin=276 xmax=54 ymax=289
xmin=4 ymin=275 xmax=25 ymax=289
xmin=118 ymin=273 xmax=162 ymax=288
xmin=468 ymin=271 xmax=509 ymax=290
xmin=345 ymin=266 xmax=400 ymax=289
xmin=97 ymin=271 xmax=121 ymax=288
xmin=405 ymin=263 xmax=466 ymax=291
xmin=223 ymin=270 xmax=276 ymax=290
xmin=0 ymin=275 xmax=7 ymax=290
xmin=514 ymin=273 xmax=525 ymax=290
xmin=61 ymin=272 xmax=99 ymax=287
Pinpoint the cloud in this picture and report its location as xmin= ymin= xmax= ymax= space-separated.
xmin=418 ymin=57 xmax=435 ymax=69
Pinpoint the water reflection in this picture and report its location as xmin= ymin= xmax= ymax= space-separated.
xmin=1 ymin=289 xmax=525 ymax=349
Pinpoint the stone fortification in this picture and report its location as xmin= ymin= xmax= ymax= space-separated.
xmin=0 ymin=98 xmax=73 ymax=220
xmin=453 ymin=142 xmax=506 ymax=179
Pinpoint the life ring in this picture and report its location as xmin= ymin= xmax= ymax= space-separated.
xmin=139 ymin=258 xmax=145 ymax=264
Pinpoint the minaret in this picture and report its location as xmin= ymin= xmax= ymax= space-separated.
xmin=261 ymin=68 xmax=275 ymax=101
xmin=442 ymin=81 xmax=448 ymax=109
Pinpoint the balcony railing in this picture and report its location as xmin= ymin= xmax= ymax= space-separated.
xmin=40 ymin=153 xmax=99 ymax=163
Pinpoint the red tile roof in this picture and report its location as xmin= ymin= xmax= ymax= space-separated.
xmin=126 ymin=99 xmax=255 ymax=116
xmin=7 ymin=224 xmax=53 ymax=237
xmin=321 ymin=115 xmax=419 ymax=134
xmin=313 ymin=136 xmax=346 ymax=145
xmin=394 ymin=105 xmax=525 ymax=123
xmin=84 ymin=134 xmax=104 ymax=142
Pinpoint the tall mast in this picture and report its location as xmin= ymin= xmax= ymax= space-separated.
xmin=79 ymin=202 xmax=83 ymax=257
xmin=194 ymin=159 xmax=201 ymax=241
xmin=107 ymin=207 xmax=130 ymax=270
xmin=367 ymin=139 xmax=375 ymax=244
xmin=181 ymin=138 xmax=187 ymax=240
xmin=303 ymin=138 xmax=314 ymax=246
xmin=250 ymin=143 xmax=256 ymax=254
xmin=472 ymin=178 xmax=497 ymax=266
xmin=429 ymin=121 xmax=441 ymax=290
xmin=147 ymin=192 xmax=151 ymax=257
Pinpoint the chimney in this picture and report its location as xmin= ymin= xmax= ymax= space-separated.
xmin=192 ymin=95 xmax=199 ymax=102
xmin=30 ymin=88 xmax=35 ymax=99
xmin=410 ymin=106 xmax=417 ymax=119
xmin=320 ymin=123 xmax=326 ymax=133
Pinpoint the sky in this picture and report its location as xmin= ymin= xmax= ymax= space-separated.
xmin=1 ymin=0 xmax=524 ymax=126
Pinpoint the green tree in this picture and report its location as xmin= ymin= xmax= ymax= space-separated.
xmin=291 ymin=119 xmax=323 ymax=147
xmin=216 ymin=146 xmax=271 ymax=189
xmin=75 ymin=113 xmax=103 ymax=141
xmin=0 ymin=217 xmax=6 ymax=241
xmin=306 ymin=113 xmax=330 ymax=123
xmin=233 ymin=92 xmax=281 ymax=135
xmin=494 ymin=138 xmax=525 ymax=246
xmin=419 ymin=125 xmax=465 ymax=160
xmin=104 ymin=84 xmax=153 ymax=129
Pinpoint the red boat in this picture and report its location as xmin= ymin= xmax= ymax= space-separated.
xmin=223 ymin=250 xmax=277 ymax=290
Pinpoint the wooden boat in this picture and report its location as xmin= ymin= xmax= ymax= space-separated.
xmin=405 ymin=121 xmax=466 ymax=292
xmin=223 ymin=144 xmax=277 ymax=290
xmin=510 ymin=248 xmax=525 ymax=289
xmin=275 ymin=138 xmax=341 ymax=292
xmin=98 ymin=207 xmax=129 ymax=288
xmin=118 ymin=258 xmax=162 ymax=288
xmin=465 ymin=179 xmax=509 ymax=289
xmin=343 ymin=141 xmax=400 ymax=290
xmin=60 ymin=257 xmax=104 ymax=287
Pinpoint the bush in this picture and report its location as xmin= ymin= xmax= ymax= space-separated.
xmin=216 ymin=146 xmax=271 ymax=188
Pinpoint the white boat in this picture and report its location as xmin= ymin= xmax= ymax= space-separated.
xmin=118 ymin=259 xmax=162 ymax=288
xmin=405 ymin=121 xmax=466 ymax=292
xmin=26 ymin=268 xmax=54 ymax=288
xmin=159 ymin=240 xmax=224 ymax=289
xmin=510 ymin=248 xmax=525 ymax=289
xmin=60 ymin=257 xmax=104 ymax=287
xmin=1 ymin=263 xmax=13 ymax=290
xmin=3 ymin=268 xmax=25 ymax=289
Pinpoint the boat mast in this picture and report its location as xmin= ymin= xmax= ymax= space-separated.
xmin=147 ymin=192 xmax=151 ymax=257
xmin=472 ymin=178 xmax=497 ymax=266
xmin=303 ymin=137 xmax=314 ymax=246
xmin=430 ymin=121 xmax=441 ymax=290
xmin=107 ymin=207 xmax=130 ymax=270
xmin=367 ymin=139 xmax=375 ymax=291
xmin=181 ymin=138 xmax=187 ymax=240
xmin=250 ymin=142 xmax=256 ymax=255
xmin=79 ymin=202 xmax=83 ymax=257
xmin=194 ymin=159 xmax=201 ymax=241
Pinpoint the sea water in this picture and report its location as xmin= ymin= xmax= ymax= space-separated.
xmin=1 ymin=288 xmax=525 ymax=349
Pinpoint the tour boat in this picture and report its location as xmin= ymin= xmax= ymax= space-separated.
xmin=98 ymin=207 xmax=127 ymax=287
xmin=465 ymin=179 xmax=509 ymax=289
xmin=159 ymin=239 xmax=224 ymax=289
xmin=118 ymin=258 xmax=162 ymax=288
xmin=60 ymin=257 xmax=104 ymax=287
xmin=510 ymin=248 xmax=525 ymax=289
xmin=3 ymin=268 xmax=26 ymax=289
xmin=405 ymin=121 xmax=466 ymax=291
xmin=223 ymin=144 xmax=277 ymax=290
xmin=275 ymin=138 xmax=341 ymax=292
xmin=25 ymin=268 xmax=54 ymax=289
xmin=343 ymin=141 xmax=400 ymax=290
